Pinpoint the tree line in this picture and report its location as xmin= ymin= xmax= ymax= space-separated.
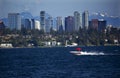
xmin=0 ymin=27 xmax=120 ymax=47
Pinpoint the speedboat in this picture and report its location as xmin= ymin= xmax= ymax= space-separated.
xmin=70 ymin=48 xmax=83 ymax=55
xmin=70 ymin=48 xmax=104 ymax=55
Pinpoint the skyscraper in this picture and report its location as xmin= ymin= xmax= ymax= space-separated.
xmin=24 ymin=19 xmax=31 ymax=29
xmin=31 ymin=19 xmax=35 ymax=29
xmin=82 ymin=11 xmax=89 ymax=30
xmin=40 ymin=11 xmax=45 ymax=31
xmin=74 ymin=11 xmax=81 ymax=31
xmin=80 ymin=13 xmax=82 ymax=29
xmin=89 ymin=19 xmax=99 ymax=30
xmin=65 ymin=16 xmax=74 ymax=32
xmin=8 ymin=13 xmax=21 ymax=30
xmin=98 ymin=19 xmax=107 ymax=32
xmin=45 ymin=17 xmax=53 ymax=33
xmin=0 ymin=21 xmax=5 ymax=35
xmin=56 ymin=16 xmax=63 ymax=32
xmin=35 ymin=20 xmax=40 ymax=30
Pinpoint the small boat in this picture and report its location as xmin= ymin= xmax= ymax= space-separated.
xmin=70 ymin=48 xmax=104 ymax=55
xmin=70 ymin=48 xmax=83 ymax=55
xmin=65 ymin=40 xmax=78 ymax=47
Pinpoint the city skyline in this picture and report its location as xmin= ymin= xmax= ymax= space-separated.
xmin=7 ymin=11 xmax=106 ymax=33
xmin=0 ymin=0 xmax=120 ymax=18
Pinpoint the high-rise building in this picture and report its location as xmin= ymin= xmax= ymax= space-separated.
xmin=22 ymin=19 xmax=35 ymax=30
xmin=0 ymin=21 xmax=5 ymax=35
xmin=8 ymin=13 xmax=21 ymax=30
xmin=45 ymin=17 xmax=53 ymax=33
xmin=31 ymin=19 xmax=35 ymax=29
xmin=21 ymin=19 xmax=25 ymax=28
xmin=51 ymin=18 xmax=53 ymax=30
xmin=98 ymin=19 xmax=107 ymax=32
xmin=89 ymin=19 xmax=99 ymax=30
xmin=74 ymin=11 xmax=81 ymax=31
xmin=0 ymin=21 xmax=5 ymax=30
xmin=56 ymin=16 xmax=63 ymax=31
xmin=80 ymin=13 xmax=82 ymax=29
xmin=21 ymin=19 xmax=32 ymax=29
xmin=65 ymin=16 xmax=74 ymax=32
xmin=89 ymin=19 xmax=107 ymax=32
xmin=40 ymin=11 xmax=45 ymax=31
xmin=24 ymin=19 xmax=31 ymax=29
xmin=82 ymin=11 xmax=89 ymax=30
xmin=35 ymin=20 xmax=40 ymax=30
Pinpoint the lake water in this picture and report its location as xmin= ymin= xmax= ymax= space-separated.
xmin=0 ymin=46 xmax=120 ymax=78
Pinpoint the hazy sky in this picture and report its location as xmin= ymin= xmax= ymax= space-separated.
xmin=0 ymin=0 xmax=120 ymax=18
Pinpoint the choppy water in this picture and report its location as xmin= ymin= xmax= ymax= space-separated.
xmin=0 ymin=46 xmax=120 ymax=78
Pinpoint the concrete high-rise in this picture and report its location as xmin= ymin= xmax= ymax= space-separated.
xmin=35 ymin=20 xmax=40 ymax=30
xmin=0 ymin=21 xmax=5 ymax=30
xmin=89 ymin=19 xmax=107 ymax=32
xmin=74 ymin=11 xmax=81 ymax=31
xmin=24 ymin=19 xmax=31 ymax=29
xmin=45 ymin=17 xmax=53 ymax=33
xmin=56 ymin=16 xmax=63 ymax=31
xmin=98 ymin=19 xmax=107 ymax=32
xmin=65 ymin=16 xmax=74 ymax=32
xmin=0 ymin=21 xmax=5 ymax=35
xmin=40 ymin=11 xmax=45 ymax=31
xmin=82 ymin=11 xmax=89 ymax=30
xmin=8 ymin=13 xmax=21 ymax=30
xmin=80 ymin=13 xmax=82 ymax=29
xmin=31 ymin=19 xmax=35 ymax=29
xmin=89 ymin=19 xmax=99 ymax=30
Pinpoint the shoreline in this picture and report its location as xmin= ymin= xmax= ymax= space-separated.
xmin=0 ymin=45 xmax=119 ymax=49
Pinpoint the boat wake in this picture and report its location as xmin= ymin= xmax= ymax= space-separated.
xmin=69 ymin=48 xmax=120 ymax=56
xmin=70 ymin=51 xmax=104 ymax=55
xmin=70 ymin=51 xmax=119 ymax=56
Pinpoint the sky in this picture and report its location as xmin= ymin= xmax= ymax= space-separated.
xmin=0 ymin=0 xmax=120 ymax=18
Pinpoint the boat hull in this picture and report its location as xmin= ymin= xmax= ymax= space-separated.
xmin=70 ymin=51 xmax=104 ymax=55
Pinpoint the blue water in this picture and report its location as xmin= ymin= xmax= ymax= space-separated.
xmin=0 ymin=46 xmax=120 ymax=78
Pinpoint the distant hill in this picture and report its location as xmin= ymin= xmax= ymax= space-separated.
xmin=20 ymin=12 xmax=33 ymax=19
xmin=89 ymin=12 xmax=120 ymax=27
